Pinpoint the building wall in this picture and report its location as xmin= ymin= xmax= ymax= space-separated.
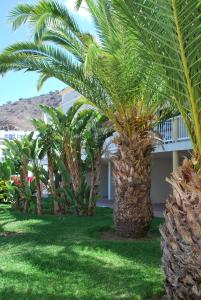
xmin=99 ymin=161 xmax=116 ymax=200
xmin=110 ymin=163 xmax=115 ymax=200
xmin=151 ymin=157 xmax=172 ymax=204
xmin=0 ymin=130 xmax=32 ymax=162
xmin=62 ymin=89 xmax=81 ymax=113
xmin=99 ymin=157 xmax=173 ymax=203
xmin=150 ymin=151 xmax=192 ymax=204
xmin=99 ymin=162 xmax=108 ymax=198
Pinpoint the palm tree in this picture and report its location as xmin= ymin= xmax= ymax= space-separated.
xmin=114 ymin=0 xmax=201 ymax=297
xmin=0 ymin=0 xmax=173 ymax=237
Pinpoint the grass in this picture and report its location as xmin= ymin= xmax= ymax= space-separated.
xmin=0 ymin=204 xmax=164 ymax=300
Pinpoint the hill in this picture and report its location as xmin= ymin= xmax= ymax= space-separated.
xmin=0 ymin=90 xmax=62 ymax=130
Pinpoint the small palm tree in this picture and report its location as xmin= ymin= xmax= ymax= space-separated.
xmin=0 ymin=0 xmax=174 ymax=237
xmin=115 ymin=0 xmax=201 ymax=297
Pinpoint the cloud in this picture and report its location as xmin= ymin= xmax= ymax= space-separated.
xmin=65 ymin=0 xmax=92 ymax=21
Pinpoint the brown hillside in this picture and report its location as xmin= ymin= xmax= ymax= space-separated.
xmin=0 ymin=90 xmax=62 ymax=130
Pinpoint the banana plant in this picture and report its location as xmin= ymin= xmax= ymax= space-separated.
xmin=32 ymin=118 xmax=61 ymax=215
xmin=3 ymin=133 xmax=34 ymax=212
xmin=28 ymin=138 xmax=46 ymax=215
xmin=81 ymin=110 xmax=114 ymax=215
xmin=0 ymin=159 xmax=14 ymax=180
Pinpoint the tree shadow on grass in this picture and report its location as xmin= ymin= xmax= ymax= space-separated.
xmin=0 ymin=246 xmax=164 ymax=300
xmin=0 ymin=206 xmax=164 ymax=299
xmin=0 ymin=287 xmax=68 ymax=300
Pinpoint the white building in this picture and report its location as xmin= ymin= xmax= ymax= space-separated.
xmin=0 ymin=130 xmax=49 ymax=170
xmin=61 ymin=88 xmax=192 ymax=206
xmin=0 ymin=130 xmax=32 ymax=161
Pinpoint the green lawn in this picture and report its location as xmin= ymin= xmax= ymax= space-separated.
xmin=0 ymin=204 xmax=164 ymax=300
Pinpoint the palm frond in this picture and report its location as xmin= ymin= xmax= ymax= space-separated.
xmin=9 ymin=0 xmax=81 ymax=38
xmin=115 ymin=0 xmax=201 ymax=152
xmin=9 ymin=3 xmax=34 ymax=30
xmin=75 ymin=0 xmax=83 ymax=10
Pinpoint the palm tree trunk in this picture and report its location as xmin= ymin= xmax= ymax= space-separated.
xmin=88 ymin=152 xmax=101 ymax=216
xmin=47 ymin=150 xmax=60 ymax=215
xmin=20 ymin=160 xmax=29 ymax=212
xmin=160 ymin=157 xmax=201 ymax=299
xmin=63 ymin=137 xmax=82 ymax=213
xmin=113 ymin=131 xmax=153 ymax=238
xmin=88 ymin=161 xmax=95 ymax=215
xmin=35 ymin=174 xmax=42 ymax=215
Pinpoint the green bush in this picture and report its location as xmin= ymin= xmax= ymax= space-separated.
xmin=0 ymin=180 xmax=9 ymax=202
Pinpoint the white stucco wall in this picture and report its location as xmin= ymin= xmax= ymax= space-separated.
xmin=62 ymin=89 xmax=81 ymax=113
xmin=99 ymin=161 xmax=115 ymax=200
xmin=151 ymin=157 xmax=172 ymax=204
xmin=99 ymin=162 xmax=108 ymax=198
xmin=99 ymin=156 xmax=173 ymax=203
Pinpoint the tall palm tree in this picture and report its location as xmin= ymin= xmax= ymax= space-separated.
xmin=115 ymin=0 xmax=201 ymax=297
xmin=0 ymin=0 xmax=173 ymax=237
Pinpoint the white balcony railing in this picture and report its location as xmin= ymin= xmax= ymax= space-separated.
xmin=156 ymin=116 xmax=190 ymax=143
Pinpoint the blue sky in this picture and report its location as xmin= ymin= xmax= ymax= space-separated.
xmin=0 ymin=0 xmax=94 ymax=104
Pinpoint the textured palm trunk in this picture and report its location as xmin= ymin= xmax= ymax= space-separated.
xmin=20 ymin=159 xmax=29 ymax=213
xmin=63 ymin=137 xmax=81 ymax=193
xmin=113 ymin=131 xmax=153 ymax=238
xmin=35 ymin=174 xmax=42 ymax=216
xmin=160 ymin=158 xmax=201 ymax=299
xmin=63 ymin=137 xmax=82 ymax=214
xmin=47 ymin=150 xmax=60 ymax=215
xmin=88 ymin=152 xmax=102 ymax=216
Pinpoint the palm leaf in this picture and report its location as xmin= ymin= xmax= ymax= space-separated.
xmin=115 ymin=0 xmax=201 ymax=153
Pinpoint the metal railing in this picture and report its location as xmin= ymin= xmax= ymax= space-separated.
xmin=156 ymin=116 xmax=190 ymax=143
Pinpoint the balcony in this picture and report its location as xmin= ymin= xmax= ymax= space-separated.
xmin=104 ymin=116 xmax=192 ymax=157
xmin=156 ymin=116 xmax=189 ymax=143
xmin=155 ymin=116 xmax=192 ymax=153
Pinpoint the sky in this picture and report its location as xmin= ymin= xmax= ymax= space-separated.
xmin=0 ymin=0 xmax=94 ymax=104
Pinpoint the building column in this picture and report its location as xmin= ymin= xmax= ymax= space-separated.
xmin=173 ymin=151 xmax=179 ymax=171
xmin=108 ymin=160 xmax=112 ymax=200
xmin=173 ymin=117 xmax=179 ymax=142
xmin=172 ymin=117 xmax=179 ymax=171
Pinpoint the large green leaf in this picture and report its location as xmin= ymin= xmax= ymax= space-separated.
xmin=115 ymin=0 xmax=201 ymax=154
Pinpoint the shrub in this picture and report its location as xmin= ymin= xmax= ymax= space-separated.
xmin=0 ymin=180 xmax=9 ymax=202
